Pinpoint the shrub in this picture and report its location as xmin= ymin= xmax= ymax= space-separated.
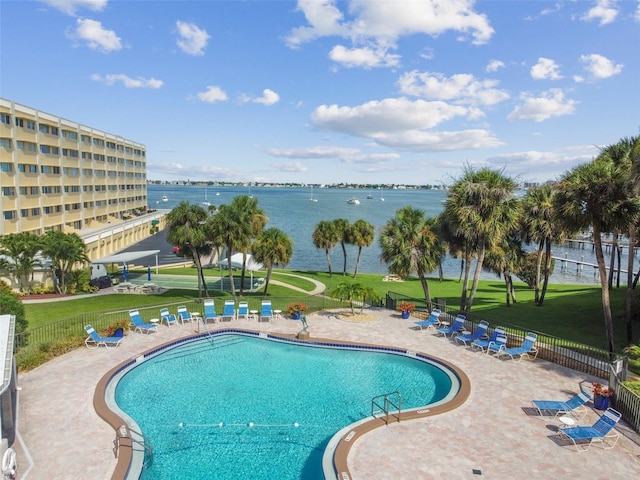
xmin=104 ymin=319 xmax=131 ymax=336
xmin=0 ymin=280 xmax=28 ymax=334
xmin=15 ymin=336 xmax=85 ymax=372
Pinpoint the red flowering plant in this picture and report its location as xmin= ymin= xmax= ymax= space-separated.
xmin=286 ymin=302 xmax=308 ymax=316
xmin=396 ymin=301 xmax=415 ymax=314
xmin=592 ymin=382 xmax=614 ymax=398
xmin=104 ymin=319 xmax=131 ymax=336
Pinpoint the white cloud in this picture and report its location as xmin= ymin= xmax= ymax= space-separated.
xmin=267 ymin=146 xmax=360 ymax=159
xmin=329 ymin=45 xmax=400 ymax=68
xmin=176 ymin=21 xmax=210 ymax=56
xmin=91 ymin=73 xmax=163 ymax=88
xmin=272 ymin=161 xmax=308 ymax=172
xmin=374 ymin=129 xmax=503 ymax=151
xmin=253 ymin=89 xmax=280 ymax=106
xmin=194 ymin=86 xmax=228 ymax=103
xmin=581 ymin=0 xmax=619 ymax=25
xmin=579 ymin=53 xmax=623 ymax=79
xmin=635 ymin=1 xmax=640 ymax=23
xmin=286 ymin=0 xmax=494 ymax=68
xmin=486 ymin=59 xmax=505 ymax=73
xmin=68 ymin=18 xmax=122 ymax=52
xmin=397 ymin=71 xmax=510 ymax=106
xmin=40 ymin=0 xmax=107 ymax=16
xmin=340 ymin=153 xmax=400 ymax=164
xmin=530 ymin=57 xmax=563 ymax=80
xmin=508 ymin=88 xmax=577 ymax=122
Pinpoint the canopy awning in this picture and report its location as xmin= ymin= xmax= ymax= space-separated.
xmin=92 ymin=250 xmax=160 ymax=265
xmin=217 ymin=252 xmax=263 ymax=271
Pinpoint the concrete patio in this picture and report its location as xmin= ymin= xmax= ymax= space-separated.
xmin=14 ymin=308 xmax=640 ymax=479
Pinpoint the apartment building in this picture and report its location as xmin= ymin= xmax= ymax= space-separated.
xmin=0 ymin=99 xmax=161 ymax=261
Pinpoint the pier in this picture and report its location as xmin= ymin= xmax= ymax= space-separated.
xmin=552 ymin=254 xmax=628 ymax=280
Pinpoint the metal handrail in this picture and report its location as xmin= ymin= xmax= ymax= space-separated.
xmin=114 ymin=425 xmax=154 ymax=467
xmin=371 ymin=391 xmax=402 ymax=424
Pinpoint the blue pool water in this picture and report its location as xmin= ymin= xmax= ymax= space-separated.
xmin=114 ymin=334 xmax=457 ymax=479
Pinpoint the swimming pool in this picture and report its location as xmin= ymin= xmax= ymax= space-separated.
xmin=109 ymin=331 xmax=461 ymax=479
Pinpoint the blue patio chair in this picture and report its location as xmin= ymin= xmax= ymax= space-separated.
xmin=221 ymin=300 xmax=236 ymax=322
xmin=471 ymin=326 xmax=506 ymax=352
xmin=532 ymin=390 xmax=591 ymax=420
xmin=203 ymin=299 xmax=217 ymax=323
xmin=128 ymin=309 xmax=158 ymax=334
xmin=435 ymin=314 xmax=466 ymax=337
xmin=558 ymin=407 xmax=621 ymax=452
xmin=413 ymin=308 xmax=441 ymax=331
xmin=84 ymin=325 xmax=123 ymax=349
xmin=260 ymin=300 xmax=273 ymax=322
xmin=177 ymin=306 xmax=193 ymax=324
xmin=236 ymin=301 xmax=249 ymax=320
xmin=454 ymin=321 xmax=489 ymax=346
xmin=487 ymin=334 xmax=508 ymax=355
xmin=496 ymin=333 xmax=538 ymax=361
xmin=160 ymin=308 xmax=178 ymax=327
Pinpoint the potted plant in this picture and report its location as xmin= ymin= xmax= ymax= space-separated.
xmin=592 ymin=382 xmax=614 ymax=410
xmin=104 ymin=319 xmax=131 ymax=337
xmin=397 ymin=301 xmax=415 ymax=319
xmin=287 ymin=302 xmax=308 ymax=320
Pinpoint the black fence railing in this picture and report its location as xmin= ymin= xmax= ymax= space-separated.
xmin=609 ymin=360 xmax=640 ymax=433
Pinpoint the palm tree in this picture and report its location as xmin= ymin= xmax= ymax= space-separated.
xmin=332 ymin=218 xmax=350 ymax=275
xmin=443 ymin=167 xmax=520 ymax=313
xmin=482 ymin=234 xmax=525 ymax=306
xmin=166 ymin=201 xmax=211 ymax=298
xmin=379 ymin=206 xmax=443 ymax=308
xmin=520 ymin=185 xmax=564 ymax=305
xmin=252 ymin=227 xmax=293 ymax=296
xmin=346 ymin=219 xmax=375 ymax=278
xmin=0 ymin=232 xmax=43 ymax=292
xmin=331 ymin=280 xmax=368 ymax=314
xmin=553 ymin=154 xmax=640 ymax=359
xmin=41 ymin=231 xmax=89 ymax=294
xmin=312 ymin=220 xmax=339 ymax=277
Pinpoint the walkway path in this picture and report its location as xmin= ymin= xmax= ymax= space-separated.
xmin=14 ymin=309 xmax=640 ymax=479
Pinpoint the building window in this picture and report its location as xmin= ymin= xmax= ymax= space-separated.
xmin=3 ymin=211 xmax=16 ymax=220
xmin=39 ymin=124 xmax=50 ymax=134
xmin=43 ymin=206 xmax=52 ymax=214
xmin=1 ymin=187 xmax=16 ymax=196
xmin=15 ymin=118 xmax=23 ymax=127
xmin=81 ymin=134 xmax=91 ymax=144
xmin=51 ymin=127 xmax=59 ymax=136
xmin=31 ymin=208 xmax=40 ymax=216
xmin=0 ymin=162 xmax=12 ymax=173
xmin=62 ymin=130 xmax=78 ymax=140
xmin=20 ymin=209 xmax=29 ymax=218
xmin=42 ymin=186 xmax=52 ymax=194
xmin=41 ymin=165 xmax=52 ymax=174
xmin=0 ymin=138 xmax=12 ymax=149
xmin=1 ymin=113 xmax=10 ymax=125
xmin=26 ymin=120 xmax=36 ymax=130
xmin=19 ymin=187 xmax=27 ymax=195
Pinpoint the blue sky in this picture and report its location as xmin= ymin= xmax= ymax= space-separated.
xmin=1 ymin=0 xmax=639 ymax=185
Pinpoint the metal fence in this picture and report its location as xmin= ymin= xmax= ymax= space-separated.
xmin=609 ymin=360 xmax=640 ymax=433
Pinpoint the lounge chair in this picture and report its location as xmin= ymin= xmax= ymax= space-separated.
xmin=435 ymin=314 xmax=466 ymax=337
xmin=221 ymin=300 xmax=236 ymax=322
xmin=455 ymin=321 xmax=489 ymax=346
xmin=487 ymin=334 xmax=508 ymax=355
xmin=558 ymin=407 xmax=621 ymax=452
xmin=236 ymin=301 xmax=249 ymax=320
xmin=260 ymin=300 xmax=273 ymax=322
xmin=203 ymin=299 xmax=217 ymax=323
xmin=160 ymin=308 xmax=178 ymax=327
xmin=413 ymin=308 xmax=441 ymax=331
xmin=84 ymin=325 xmax=123 ymax=348
xmin=128 ymin=309 xmax=158 ymax=334
xmin=496 ymin=333 xmax=538 ymax=361
xmin=532 ymin=390 xmax=591 ymax=420
xmin=177 ymin=306 xmax=193 ymax=324
xmin=471 ymin=326 xmax=506 ymax=352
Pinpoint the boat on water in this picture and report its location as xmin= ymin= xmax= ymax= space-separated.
xmin=347 ymin=197 xmax=360 ymax=205
xmin=215 ymin=192 xmax=220 ymax=196
xmin=367 ymin=192 xmax=373 ymax=199
xmin=202 ymin=187 xmax=211 ymax=206
xmin=309 ymin=186 xmax=318 ymax=203
xmin=379 ymin=188 xmax=384 ymax=202
xmin=161 ymin=194 xmax=168 ymax=202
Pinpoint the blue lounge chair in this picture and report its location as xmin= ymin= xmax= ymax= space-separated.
xmin=221 ymin=300 xmax=236 ymax=322
xmin=177 ymin=306 xmax=193 ymax=324
xmin=84 ymin=325 xmax=123 ymax=348
xmin=236 ymin=301 xmax=249 ymax=320
xmin=435 ymin=314 xmax=466 ymax=337
xmin=496 ymin=333 xmax=538 ymax=361
xmin=260 ymin=300 xmax=273 ymax=322
xmin=413 ymin=308 xmax=441 ymax=331
xmin=471 ymin=326 xmax=506 ymax=352
xmin=203 ymin=299 xmax=217 ymax=323
xmin=487 ymin=334 xmax=508 ymax=355
xmin=558 ymin=407 xmax=621 ymax=452
xmin=160 ymin=308 xmax=178 ymax=327
xmin=455 ymin=321 xmax=489 ymax=346
xmin=128 ymin=309 xmax=158 ymax=334
xmin=532 ymin=390 xmax=591 ymax=420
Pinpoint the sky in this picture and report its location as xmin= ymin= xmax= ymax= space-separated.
xmin=1 ymin=0 xmax=639 ymax=186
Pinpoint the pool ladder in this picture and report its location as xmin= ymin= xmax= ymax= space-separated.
xmin=114 ymin=425 xmax=154 ymax=468
xmin=371 ymin=391 xmax=402 ymax=424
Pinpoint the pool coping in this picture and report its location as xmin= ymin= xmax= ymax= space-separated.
xmin=92 ymin=328 xmax=471 ymax=480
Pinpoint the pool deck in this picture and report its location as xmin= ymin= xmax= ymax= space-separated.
xmin=15 ymin=308 xmax=640 ymax=479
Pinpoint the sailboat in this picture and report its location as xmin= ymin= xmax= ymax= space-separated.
xmin=309 ymin=185 xmax=318 ymax=202
xmin=367 ymin=191 xmax=373 ymax=199
xmin=202 ymin=187 xmax=211 ymax=207
xmin=248 ymin=185 xmax=253 ymax=198
xmin=379 ymin=188 xmax=384 ymax=202
xmin=161 ymin=194 xmax=168 ymax=202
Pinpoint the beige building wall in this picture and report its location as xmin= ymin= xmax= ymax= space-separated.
xmin=0 ymin=98 xmax=164 ymax=263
